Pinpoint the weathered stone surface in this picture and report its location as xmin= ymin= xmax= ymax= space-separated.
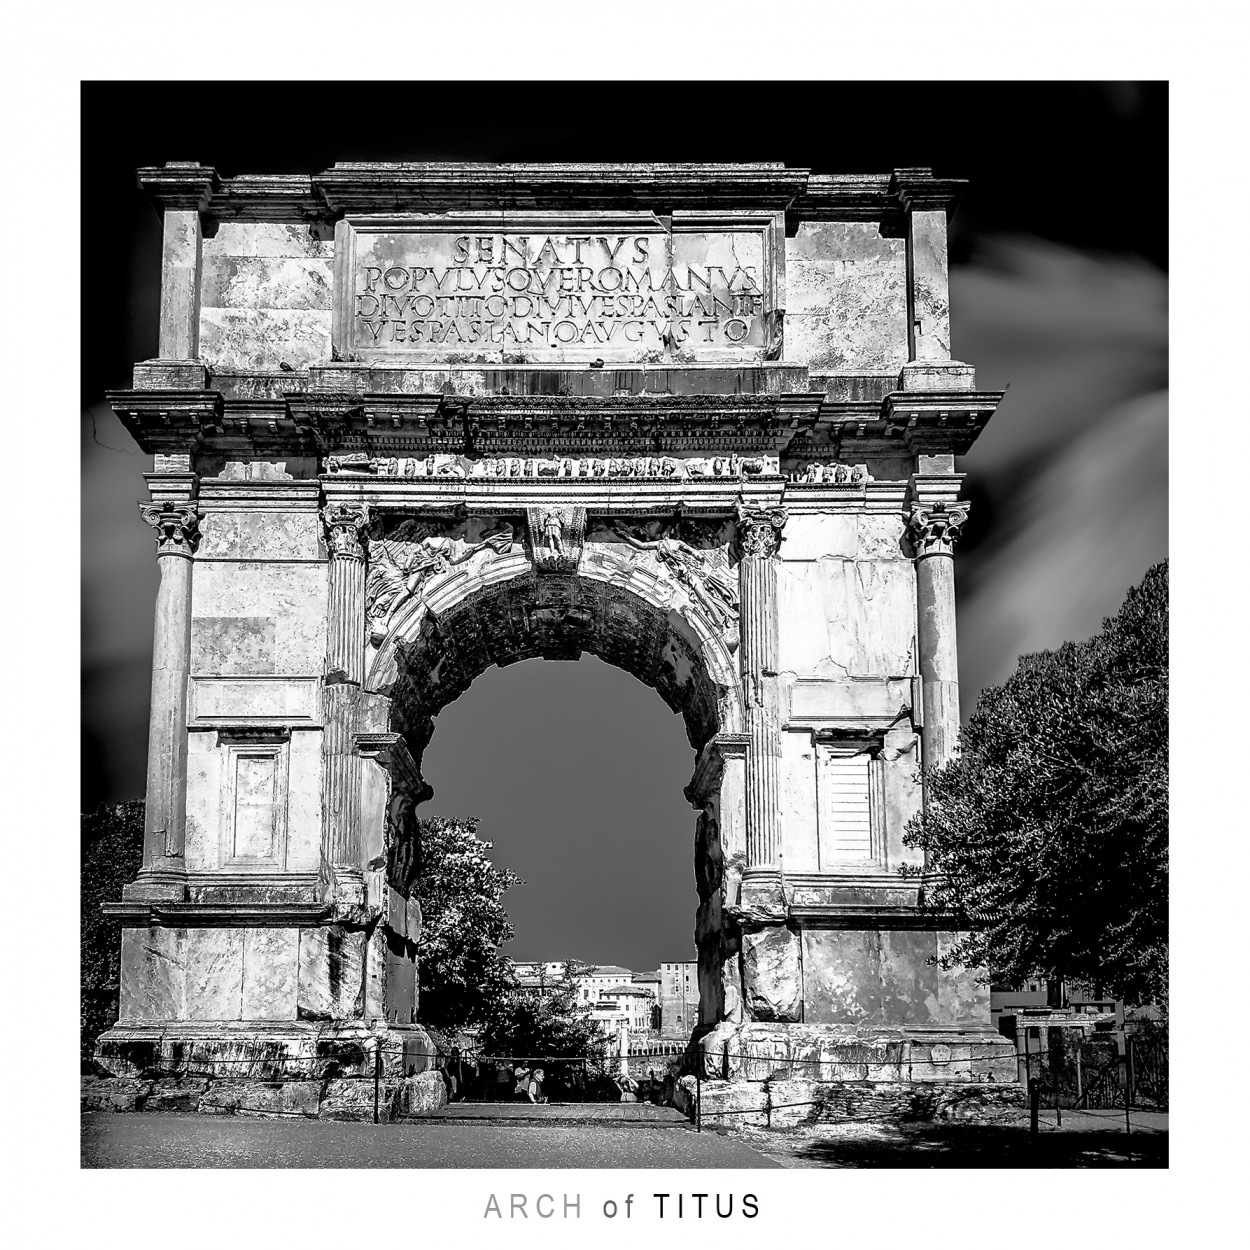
xmin=118 ymin=927 xmax=186 ymax=1024
xmin=784 ymin=222 xmax=907 ymax=371
xmin=742 ymin=927 xmax=803 ymax=1023
xmin=400 ymin=1071 xmax=448 ymax=1116
xmin=696 ymin=1078 xmax=1024 ymax=1132
xmin=197 ymin=511 xmax=323 ymax=561
xmin=199 ymin=1080 xmax=322 ymax=1117
xmin=81 ymin=1076 xmax=153 ymax=1112
xmin=144 ymin=1077 xmax=210 ymax=1112
xmin=241 ymin=929 xmax=298 ymax=1020
xmin=183 ymin=929 xmax=245 ymax=1020
xmin=776 ymin=557 xmax=916 ymax=678
xmin=297 ymin=926 xmax=366 ymax=1021
xmin=319 ymin=1078 xmax=401 ymax=1122
xmin=200 ymin=307 xmax=332 ymax=372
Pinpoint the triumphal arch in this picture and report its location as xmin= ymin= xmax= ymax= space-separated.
xmin=97 ymin=162 xmax=1017 ymax=1117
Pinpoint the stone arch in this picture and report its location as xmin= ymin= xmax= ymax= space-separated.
xmin=365 ymin=543 xmax=744 ymax=756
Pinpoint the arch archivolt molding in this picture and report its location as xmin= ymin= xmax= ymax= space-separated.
xmin=363 ymin=508 xmax=746 ymax=744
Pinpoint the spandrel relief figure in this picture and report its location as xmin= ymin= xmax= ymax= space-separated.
xmin=366 ymin=521 xmax=514 ymax=641
xmin=611 ymin=522 xmax=739 ymax=640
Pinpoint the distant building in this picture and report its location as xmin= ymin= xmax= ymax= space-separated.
xmin=590 ymin=983 xmax=656 ymax=1036
xmin=506 ymin=960 xmax=658 ymax=1039
xmin=632 ymin=971 xmax=663 ymax=1030
xmin=659 ymin=961 xmax=699 ymax=1036
xmin=573 ymin=965 xmax=633 ymax=1007
xmin=509 ymin=960 xmax=580 ymax=997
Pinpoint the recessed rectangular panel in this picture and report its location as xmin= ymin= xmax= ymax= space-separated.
xmin=232 ymin=755 xmax=277 ymax=859
xmin=334 ymin=212 xmax=778 ymax=364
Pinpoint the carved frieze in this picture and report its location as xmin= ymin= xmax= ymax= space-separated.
xmin=906 ymin=502 xmax=969 ymax=557
xmin=327 ymin=452 xmax=468 ymax=478
xmin=139 ymin=501 xmax=200 ymax=556
xmin=326 ymin=452 xmax=779 ymax=481
xmin=788 ymin=462 xmax=871 ymax=485
xmin=470 ymin=454 xmax=778 ymax=480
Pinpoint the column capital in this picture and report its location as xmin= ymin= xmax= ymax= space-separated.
xmin=139 ymin=501 xmax=200 ymax=556
xmin=907 ymin=502 xmax=969 ymax=558
xmin=322 ymin=501 xmax=372 ymax=560
xmin=736 ymin=503 xmax=787 ymax=559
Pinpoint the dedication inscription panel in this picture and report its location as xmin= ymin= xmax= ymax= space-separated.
xmin=332 ymin=212 xmax=781 ymax=364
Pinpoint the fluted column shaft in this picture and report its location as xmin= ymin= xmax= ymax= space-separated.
xmin=322 ymin=503 xmax=370 ymax=878
xmin=737 ymin=505 xmax=786 ymax=869
xmin=127 ymin=501 xmax=199 ymax=899
xmin=908 ymin=502 xmax=969 ymax=776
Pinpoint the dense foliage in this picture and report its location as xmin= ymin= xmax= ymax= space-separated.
xmin=903 ymin=561 xmax=1168 ymax=1005
xmin=478 ymin=967 xmax=607 ymax=1063
xmin=415 ymin=816 xmax=522 ymax=1032
xmin=81 ymin=801 xmax=144 ymax=1063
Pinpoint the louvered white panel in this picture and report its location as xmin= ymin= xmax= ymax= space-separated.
xmin=821 ymin=754 xmax=872 ymax=861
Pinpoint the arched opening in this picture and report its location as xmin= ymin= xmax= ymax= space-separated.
xmin=418 ymin=654 xmax=697 ymax=971
xmin=363 ymin=526 xmax=748 ymax=1047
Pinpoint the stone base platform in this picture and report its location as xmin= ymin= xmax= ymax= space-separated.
xmin=681 ymin=1020 xmax=1022 ymax=1130
xmin=678 ymin=1077 xmax=1025 ymax=1130
xmin=80 ymin=1069 xmax=448 ymax=1121
xmin=693 ymin=1020 xmax=1019 ymax=1083
xmin=89 ymin=1022 xmax=445 ymax=1120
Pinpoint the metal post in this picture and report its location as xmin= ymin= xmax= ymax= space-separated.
xmin=1124 ymin=1045 xmax=1133 ymax=1141
xmin=1029 ymin=1077 xmax=1039 ymax=1138
xmin=373 ymin=1040 xmax=381 ymax=1125
xmin=696 ymin=1067 xmax=702 ymax=1133
xmin=765 ymin=1076 xmax=772 ymax=1130
xmin=1075 ymin=1044 xmax=1083 ymax=1104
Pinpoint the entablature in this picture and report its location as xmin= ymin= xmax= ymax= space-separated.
xmin=111 ymin=383 xmax=1003 ymax=462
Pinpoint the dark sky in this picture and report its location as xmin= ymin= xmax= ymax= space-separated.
xmin=81 ymin=81 xmax=1167 ymax=971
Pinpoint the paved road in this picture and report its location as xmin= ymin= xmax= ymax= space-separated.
xmin=736 ymin=1108 xmax=1169 ymax=1169
xmin=81 ymin=1112 xmax=784 ymax=1169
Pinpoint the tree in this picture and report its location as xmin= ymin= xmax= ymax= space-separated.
xmin=478 ymin=970 xmax=607 ymax=1063
xmin=81 ymin=801 xmax=144 ymax=1064
xmin=903 ymin=561 xmax=1168 ymax=1006
xmin=415 ymin=815 xmax=521 ymax=1033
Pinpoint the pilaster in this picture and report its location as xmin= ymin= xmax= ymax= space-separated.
xmin=890 ymin=167 xmax=975 ymax=392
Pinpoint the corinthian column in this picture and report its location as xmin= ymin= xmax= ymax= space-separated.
xmin=321 ymin=502 xmax=371 ymax=889
xmin=125 ymin=501 xmax=199 ymax=900
xmin=736 ymin=504 xmax=787 ymax=870
xmin=907 ymin=502 xmax=969 ymax=775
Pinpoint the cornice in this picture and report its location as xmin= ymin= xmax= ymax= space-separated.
xmin=108 ymin=389 xmax=224 ymax=454
xmin=136 ymin=162 xmax=219 ymax=212
xmin=107 ymin=381 xmax=1003 ymax=460
xmin=132 ymin=162 xmax=970 ymax=228
xmin=102 ymin=901 xmax=333 ymax=927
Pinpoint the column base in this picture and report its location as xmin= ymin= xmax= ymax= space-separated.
xmin=121 ymin=869 xmax=188 ymax=902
